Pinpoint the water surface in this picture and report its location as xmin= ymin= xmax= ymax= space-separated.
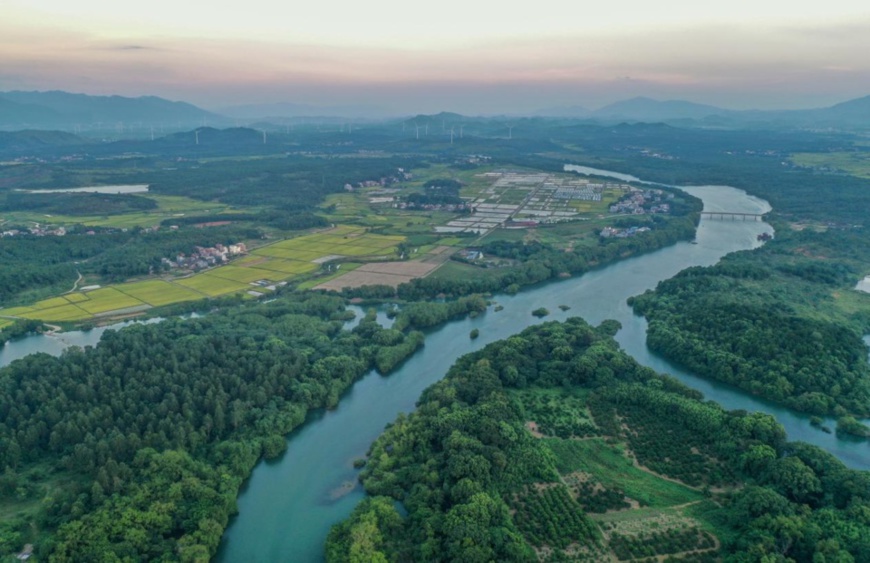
xmin=218 ymin=176 xmax=869 ymax=563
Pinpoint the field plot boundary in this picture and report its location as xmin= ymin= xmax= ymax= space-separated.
xmin=313 ymin=260 xmax=439 ymax=291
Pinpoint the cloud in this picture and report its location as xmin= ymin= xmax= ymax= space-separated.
xmin=1 ymin=17 xmax=868 ymax=112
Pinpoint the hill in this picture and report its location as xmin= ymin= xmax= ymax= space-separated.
xmin=594 ymin=97 xmax=728 ymax=121
xmin=0 ymin=130 xmax=91 ymax=156
xmin=0 ymin=91 xmax=220 ymax=129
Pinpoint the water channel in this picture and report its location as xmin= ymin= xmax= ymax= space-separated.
xmin=1 ymin=167 xmax=867 ymax=562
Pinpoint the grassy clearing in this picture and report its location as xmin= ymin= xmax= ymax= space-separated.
xmin=2 ymin=194 xmax=242 ymax=229
xmin=545 ymin=438 xmax=703 ymax=508
xmin=0 ymin=318 xmax=14 ymax=330
xmin=791 ymin=152 xmax=870 ymax=179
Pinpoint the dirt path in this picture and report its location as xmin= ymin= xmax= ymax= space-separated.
xmin=63 ymin=271 xmax=83 ymax=295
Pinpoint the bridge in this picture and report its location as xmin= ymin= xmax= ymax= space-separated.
xmin=700 ymin=211 xmax=764 ymax=221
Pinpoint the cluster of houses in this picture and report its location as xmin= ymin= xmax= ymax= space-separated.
xmin=162 ymin=242 xmax=248 ymax=271
xmin=1 ymin=225 xmax=67 ymax=237
xmin=609 ymin=189 xmax=673 ymax=215
xmin=599 ymin=226 xmax=652 ymax=239
xmin=398 ymin=201 xmax=473 ymax=212
xmin=344 ymin=168 xmax=413 ymax=191
xmin=457 ymin=154 xmax=492 ymax=165
xmin=553 ymin=186 xmax=602 ymax=201
xmin=456 ymin=249 xmax=485 ymax=261
xmin=639 ymin=149 xmax=675 ymax=160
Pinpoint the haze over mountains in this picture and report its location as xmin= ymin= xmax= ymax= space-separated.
xmin=538 ymin=96 xmax=870 ymax=128
xmin=1 ymin=90 xmax=869 ymax=132
xmin=0 ymin=91 xmax=218 ymax=130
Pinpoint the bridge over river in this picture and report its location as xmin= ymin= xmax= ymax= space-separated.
xmin=700 ymin=211 xmax=764 ymax=220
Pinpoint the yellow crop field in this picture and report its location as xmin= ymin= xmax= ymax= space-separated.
xmin=75 ymin=288 xmax=146 ymax=314
xmin=335 ymin=245 xmax=393 ymax=256
xmin=251 ymin=260 xmax=318 ymax=275
xmin=116 ymin=280 xmax=203 ymax=307
xmin=0 ymin=319 xmax=14 ymax=330
xmin=176 ymin=275 xmax=250 ymax=297
xmin=19 ymin=304 xmax=91 ymax=322
xmin=0 ymin=306 xmax=38 ymax=317
xmin=252 ymin=247 xmax=324 ymax=261
xmin=205 ymin=266 xmax=280 ymax=284
xmin=63 ymin=293 xmax=90 ymax=303
xmin=251 ymin=229 xmax=403 ymax=263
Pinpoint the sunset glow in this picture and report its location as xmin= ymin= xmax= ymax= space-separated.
xmin=3 ymin=0 xmax=870 ymax=112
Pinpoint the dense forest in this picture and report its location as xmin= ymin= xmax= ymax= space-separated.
xmin=327 ymin=319 xmax=870 ymax=562
xmin=630 ymin=225 xmax=870 ymax=420
xmin=0 ymin=293 xmax=464 ymax=560
xmin=2 ymin=117 xmax=870 ymax=561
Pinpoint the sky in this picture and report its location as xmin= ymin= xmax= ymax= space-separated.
xmin=2 ymin=0 xmax=870 ymax=114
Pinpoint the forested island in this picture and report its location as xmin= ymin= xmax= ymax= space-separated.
xmin=327 ymin=319 xmax=870 ymax=562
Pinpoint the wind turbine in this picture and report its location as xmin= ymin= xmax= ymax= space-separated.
xmin=415 ymin=122 xmax=419 ymax=140
xmin=460 ymin=125 xmax=464 ymax=139
xmin=508 ymin=125 xmax=513 ymax=140
xmin=195 ymin=130 xmax=200 ymax=145
xmin=450 ymin=127 xmax=454 ymax=145
xmin=263 ymin=130 xmax=267 ymax=144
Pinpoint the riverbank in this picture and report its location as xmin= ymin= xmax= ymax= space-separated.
xmin=216 ymin=179 xmax=805 ymax=563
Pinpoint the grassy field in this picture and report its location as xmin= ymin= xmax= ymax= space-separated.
xmin=0 ymin=318 xmax=14 ymax=330
xmin=545 ymin=438 xmax=703 ymax=508
xmin=791 ymin=152 xmax=870 ymax=179
xmin=1 ymin=194 xmax=244 ymax=229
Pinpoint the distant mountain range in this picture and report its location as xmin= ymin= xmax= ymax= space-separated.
xmin=0 ymin=90 xmax=219 ymax=129
xmin=537 ymin=95 xmax=870 ymax=129
xmin=1 ymin=89 xmax=868 ymax=133
xmin=217 ymin=102 xmax=397 ymax=120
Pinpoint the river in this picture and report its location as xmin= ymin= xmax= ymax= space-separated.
xmin=213 ymin=170 xmax=867 ymax=562
xmin=1 ymin=169 xmax=866 ymax=562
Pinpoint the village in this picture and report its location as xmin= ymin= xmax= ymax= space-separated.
xmin=162 ymin=242 xmax=248 ymax=271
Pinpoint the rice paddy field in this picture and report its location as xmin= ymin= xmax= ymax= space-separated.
xmin=0 ymin=225 xmax=405 ymax=323
xmin=116 ymin=280 xmax=203 ymax=307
